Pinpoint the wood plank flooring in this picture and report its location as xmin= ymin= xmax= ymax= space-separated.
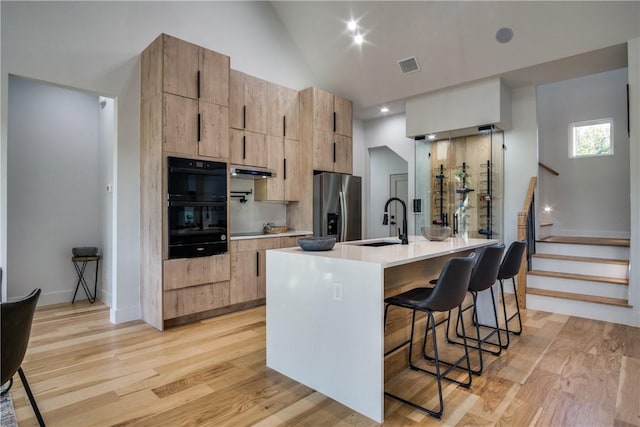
xmin=10 ymin=299 xmax=640 ymax=426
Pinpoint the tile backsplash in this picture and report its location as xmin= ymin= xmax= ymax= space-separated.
xmin=230 ymin=179 xmax=287 ymax=233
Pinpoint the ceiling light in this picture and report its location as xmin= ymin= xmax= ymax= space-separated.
xmin=380 ymin=107 xmax=389 ymax=113
xmin=354 ymin=33 xmax=364 ymax=45
xmin=427 ymin=134 xmax=436 ymax=140
xmin=347 ymin=20 xmax=357 ymax=32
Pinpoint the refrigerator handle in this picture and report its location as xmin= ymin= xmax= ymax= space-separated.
xmin=339 ymin=191 xmax=347 ymax=242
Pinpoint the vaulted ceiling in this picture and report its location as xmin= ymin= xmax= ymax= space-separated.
xmin=271 ymin=1 xmax=639 ymax=120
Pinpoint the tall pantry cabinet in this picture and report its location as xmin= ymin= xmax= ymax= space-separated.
xmin=140 ymin=34 xmax=231 ymax=330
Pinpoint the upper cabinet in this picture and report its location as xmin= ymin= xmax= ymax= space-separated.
xmin=300 ymin=87 xmax=353 ymax=174
xmin=267 ymin=82 xmax=299 ymax=140
xmin=161 ymin=34 xmax=229 ymax=107
xmin=230 ymin=70 xmax=267 ymax=134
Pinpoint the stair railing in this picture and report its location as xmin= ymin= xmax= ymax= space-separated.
xmin=517 ymin=176 xmax=537 ymax=309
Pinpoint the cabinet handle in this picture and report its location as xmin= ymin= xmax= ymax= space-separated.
xmin=197 ymin=113 xmax=201 ymax=142
xmin=243 ymin=105 xmax=246 ymax=129
xmin=333 ymin=142 xmax=336 ymax=163
xmin=333 ymin=111 xmax=336 ymax=132
xmin=256 ymin=252 xmax=260 ymax=277
xmin=283 ymin=116 xmax=286 ymax=137
xmin=242 ymin=135 xmax=246 ymax=159
xmin=197 ymin=70 xmax=201 ymax=99
xmin=284 ymin=158 xmax=287 ymax=180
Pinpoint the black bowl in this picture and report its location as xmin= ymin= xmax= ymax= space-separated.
xmin=298 ymin=237 xmax=336 ymax=251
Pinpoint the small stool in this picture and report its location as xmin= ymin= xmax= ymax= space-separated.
xmin=71 ymin=247 xmax=100 ymax=303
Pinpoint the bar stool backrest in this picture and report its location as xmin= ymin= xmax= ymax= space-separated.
xmin=1 ymin=288 xmax=41 ymax=386
xmin=468 ymin=244 xmax=505 ymax=292
xmin=497 ymin=240 xmax=527 ymax=280
xmin=421 ymin=254 xmax=475 ymax=312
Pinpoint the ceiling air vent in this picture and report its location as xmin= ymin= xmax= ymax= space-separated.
xmin=398 ymin=56 xmax=421 ymax=74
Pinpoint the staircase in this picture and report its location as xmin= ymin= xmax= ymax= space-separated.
xmin=526 ymin=235 xmax=634 ymax=325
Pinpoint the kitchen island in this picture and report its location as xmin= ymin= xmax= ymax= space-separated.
xmin=265 ymin=235 xmax=498 ymax=422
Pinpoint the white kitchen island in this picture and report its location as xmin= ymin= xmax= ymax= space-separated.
xmin=265 ymin=235 xmax=497 ymax=423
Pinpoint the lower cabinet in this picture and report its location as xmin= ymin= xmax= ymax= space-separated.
xmin=162 ymin=254 xmax=230 ymax=320
xmin=230 ymin=238 xmax=281 ymax=304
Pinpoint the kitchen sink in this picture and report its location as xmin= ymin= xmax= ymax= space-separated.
xmin=357 ymin=241 xmax=401 ymax=247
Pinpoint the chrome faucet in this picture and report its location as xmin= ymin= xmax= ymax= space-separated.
xmin=383 ymin=197 xmax=409 ymax=244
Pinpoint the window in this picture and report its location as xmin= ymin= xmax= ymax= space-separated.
xmin=569 ymin=118 xmax=613 ymax=158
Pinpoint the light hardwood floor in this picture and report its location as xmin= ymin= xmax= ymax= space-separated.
xmin=10 ymin=299 xmax=640 ymax=426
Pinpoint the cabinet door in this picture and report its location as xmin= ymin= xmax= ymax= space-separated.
xmin=229 ymin=128 xmax=245 ymax=165
xmin=312 ymin=129 xmax=335 ymax=172
xmin=199 ymin=101 xmax=229 ymax=159
xmin=163 ymin=94 xmax=198 ymax=156
xmin=229 ymin=70 xmax=245 ymax=130
xmin=244 ymin=131 xmax=267 ymax=168
xmin=230 ymin=250 xmax=259 ymax=304
xmin=267 ymin=83 xmax=299 ymax=140
xmin=164 ymin=282 xmax=230 ymax=320
xmin=284 ymin=138 xmax=301 ymax=201
xmin=256 ymin=250 xmax=267 ymax=299
xmin=255 ymin=136 xmax=284 ymax=201
xmin=244 ymin=74 xmax=267 ymax=134
xmin=163 ymin=254 xmax=230 ymax=291
xmin=334 ymin=95 xmax=353 ymax=137
xmin=163 ymin=35 xmax=199 ymax=99
xmin=283 ymin=87 xmax=299 ymax=140
xmin=334 ymin=134 xmax=353 ymax=174
xmin=314 ymin=88 xmax=334 ymax=133
xmin=199 ymin=47 xmax=229 ymax=107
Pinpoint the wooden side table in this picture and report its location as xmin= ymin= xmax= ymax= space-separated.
xmin=71 ymin=255 xmax=101 ymax=303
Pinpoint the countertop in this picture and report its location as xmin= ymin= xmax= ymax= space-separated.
xmin=271 ymin=235 xmax=498 ymax=268
xmin=229 ymin=230 xmax=313 ymax=241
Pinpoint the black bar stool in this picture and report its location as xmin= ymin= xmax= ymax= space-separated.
xmin=383 ymin=254 xmax=475 ymax=419
xmin=495 ymin=240 xmax=527 ymax=348
xmin=445 ymin=244 xmax=505 ymax=375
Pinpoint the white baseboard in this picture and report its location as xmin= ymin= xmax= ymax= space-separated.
xmin=12 ymin=289 xmax=100 ymax=306
xmin=109 ymin=304 xmax=140 ymax=324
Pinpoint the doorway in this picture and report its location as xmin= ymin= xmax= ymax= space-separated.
xmin=388 ymin=173 xmax=408 ymax=237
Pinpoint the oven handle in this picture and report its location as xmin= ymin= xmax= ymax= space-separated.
xmin=168 ymin=166 xmax=223 ymax=176
xmin=168 ymin=201 xmax=227 ymax=207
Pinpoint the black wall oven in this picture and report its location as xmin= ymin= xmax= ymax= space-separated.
xmin=167 ymin=156 xmax=227 ymax=259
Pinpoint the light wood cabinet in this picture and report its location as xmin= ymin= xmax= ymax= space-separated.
xmin=267 ymin=82 xmax=299 ymax=140
xmin=301 ymin=87 xmax=354 ymax=174
xmin=229 ymin=129 xmax=267 ymax=168
xmin=141 ymin=34 xmax=232 ymax=330
xmin=254 ymin=136 xmax=301 ymax=201
xmin=230 ymin=238 xmax=281 ymax=304
xmin=161 ymin=34 xmax=229 ymax=107
xmin=230 ymin=70 xmax=267 ymax=134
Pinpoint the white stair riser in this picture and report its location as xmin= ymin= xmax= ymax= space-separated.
xmin=528 ymin=274 xmax=629 ymax=300
xmin=526 ymin=295 xmax=637 ymax=327
xmin=531 ymin=258 xmax=629 ymax=279
xmin=536 ymin=242 xmax=629 ymax=260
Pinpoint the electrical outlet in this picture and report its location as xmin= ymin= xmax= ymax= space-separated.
xmin=333 ymin=283 xmax=343 ymax=302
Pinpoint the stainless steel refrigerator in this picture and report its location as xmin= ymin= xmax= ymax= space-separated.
xmin=313 ymin=172 xmax=362 ymax=242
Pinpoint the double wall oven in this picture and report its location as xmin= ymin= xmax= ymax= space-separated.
xmin=167 ymin=156 xmax=228 ymax=259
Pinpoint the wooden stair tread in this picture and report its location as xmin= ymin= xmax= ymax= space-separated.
xmin=531 ymin=253 xmax=629 ymax=265
xmin=537 ymin=235 xmax=629 ymax=247
xmin=527 ymin=288 xmax=632 ymax=308
xmin=528 ymin=269 xmax=628 ymax=285
xmin=539 ymin=222 xmax=553 ymax=227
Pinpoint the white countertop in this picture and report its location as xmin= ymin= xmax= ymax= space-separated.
xmin=271 ymin=235 xmax=498 ymax=268
xmin=229 ymin=230 xmax=313 ymax=241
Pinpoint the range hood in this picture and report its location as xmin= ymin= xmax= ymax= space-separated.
xmin=230 ymin=165 xmax=275 ymax=179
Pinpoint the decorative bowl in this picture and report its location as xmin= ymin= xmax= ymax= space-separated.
xmin=72 ymin=247 xmax=98 ymax=257
xmin=421 ymin=225 xmax=451 ymax=241
xmin=298 ymin=237 xmax=336 ymax=251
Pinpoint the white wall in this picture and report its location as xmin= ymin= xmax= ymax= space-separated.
xmin=1 ymin=2 xmax=315 ymax=321
xmin=537 ymin=69 xmax=630 ymax=238
xmin=363 ymin=114 xmax=415 ymax=239
xmin=97 ymin=96 xmax=115 ymax=306
xmin=229 ymin=179 xmax=287 ymax=233
xmin=7 ymin=76 xmax=100 ymax=304
xmin=503 ymin=85 xmax=539 ymax=245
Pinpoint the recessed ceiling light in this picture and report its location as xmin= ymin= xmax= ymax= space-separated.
xmin=347 ymin=20 xmax=357 ymax=32
xmin=380 ymin=107 xmax=389 ymax=113
xmin=427 ymin=134 xmax=436 ymax=140
xmin=496 ymin=27 xmax=514 ymax=44
xmin=354 ymin=33 xmax=364 ymax=45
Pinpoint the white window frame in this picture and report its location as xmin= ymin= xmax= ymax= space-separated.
xmin=568 ymin=118 xmax=614 ymax=159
